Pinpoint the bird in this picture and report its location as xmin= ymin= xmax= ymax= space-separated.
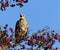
xmin=15 ymin=14 xmax=29 ymax=38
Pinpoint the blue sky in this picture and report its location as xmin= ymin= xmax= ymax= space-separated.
xmin=0 ymin=0 xmax=60 ymax=50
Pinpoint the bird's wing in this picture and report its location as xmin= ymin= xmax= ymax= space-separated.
xmin=15 ymin=20 xmax=21 ymax=33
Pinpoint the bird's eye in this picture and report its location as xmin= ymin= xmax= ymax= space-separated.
xmin=20 ymin=15 xmax=22 ymax=17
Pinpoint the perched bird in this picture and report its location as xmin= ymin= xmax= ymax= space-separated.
xmin=15 ymin=14 xmax=29 ymax=38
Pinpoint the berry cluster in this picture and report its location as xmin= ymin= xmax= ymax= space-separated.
xmin=0 ymin=25 xmax=60 ymax=50
xmin=0 ymin=0 xmax=28 ymax=11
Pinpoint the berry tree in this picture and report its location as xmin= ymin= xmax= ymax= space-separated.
xmin=0 ymin=0 xmax=60 ymax=50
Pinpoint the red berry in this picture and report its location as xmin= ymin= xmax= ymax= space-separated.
xmin=55 ymin=33 xmax=59 ymax=40
xmin=22 ymin=45 xmax=25 ymax=49
xmin=55 ymin=48 xmax=58 ymax=50
xmin=5 ymin=24 xmax=8 ymax=27
xmin=16 ymin=29 xmax=19 ymax=33
xmin=10 ymin=4 xmax=15 ymax=7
